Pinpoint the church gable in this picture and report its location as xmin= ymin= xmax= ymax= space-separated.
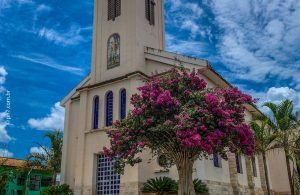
xmin=61 ymin=75 xmax=90 ymax=106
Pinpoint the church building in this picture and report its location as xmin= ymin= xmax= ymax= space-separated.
xmin=60 ymin=0 xmax=290 ymax=194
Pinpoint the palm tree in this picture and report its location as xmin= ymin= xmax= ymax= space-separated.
xmin=26 ymin=130 xmax=63 ymax=185
xmin=141 ymin=177 xmax=209 ymax=195
xmin=250 ymin=116 xmax=277 ymax=195
xmin=263 ymin=100 xmax=299 ymax=195
xmin=193 ymin=179 xmax=208 ymax=194
xmin=141 ymin=177 xmax=178 ymax=195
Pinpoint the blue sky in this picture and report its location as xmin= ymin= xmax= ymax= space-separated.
xmin=0 ymin=0 xmax=299 ymax=159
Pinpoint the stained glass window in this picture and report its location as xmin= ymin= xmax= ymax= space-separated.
xmin=93 ymin=96 xmax=100 ymax=129
xmin=107 ymin=34 xmax=120 ymax=69
xmin=96 ymin=155 xmax=120 ymax=195
xmin=106 ymin=91 xmax=113 ymax=126
xmin=120 ymin=89 xmax=126 ymax=120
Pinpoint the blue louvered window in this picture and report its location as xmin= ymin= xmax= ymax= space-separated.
xmin=106 ymin=91 xmax=113 ymax=126
xmin=236 ymin=154 xmax=243 ymax=174
xmin=93 ymin=96 xmax=99 ymax=129
xmin=213 ymin=153 xmax=221 ymax=168
xmin=120 ymin=89 xmax=126 ymax=120
xmin=252 ymin=157 xmax=257 ymax=177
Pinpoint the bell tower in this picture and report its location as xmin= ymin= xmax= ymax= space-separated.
xmin=90 ymin=0 xmax=165 ymax=84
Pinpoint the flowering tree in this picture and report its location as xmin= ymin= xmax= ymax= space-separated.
xmin=102 ymin=68 xmax=255 ymax=195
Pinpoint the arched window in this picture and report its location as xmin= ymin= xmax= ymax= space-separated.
xmin=213 ymin=153 xmax=222 ymax=168
xmin=106 ymin=91 xmax=114 ymax=126
xmin=251 ymin=157 xmax=257 ymax=177
xmin=120 ymin=89 xmax=126 ymax=120
xmin=107 ymin=34 xmax=120 ymax=69
xmin=235 ymin=154 xmax=243 ymax=174
xmin=93 ymin=96 xmax=100 ymax=129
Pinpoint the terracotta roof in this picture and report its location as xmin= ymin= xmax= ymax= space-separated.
xmin=0 ymin=157 xmax=26 ymax=167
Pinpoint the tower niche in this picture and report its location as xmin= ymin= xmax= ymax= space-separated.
xmin=90 ymin=0 xmax=165 ymax=84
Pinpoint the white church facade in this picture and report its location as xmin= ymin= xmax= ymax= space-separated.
xmin=60 ymin=0 xmax=291 ymax=194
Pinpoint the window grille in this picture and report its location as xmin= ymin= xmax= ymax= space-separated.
xmin=115 ymin=0 xmax=121 ymax=18
xmin=108 ymin=0 xmax=121 ymax=21
xmin=108 ymin=0 xmax=113 ymax=20
xmin=145 ymin=0 xmax=155 ymax=25
xmin=41 ymin=177 xmax=52 ymax=187
xmin=30 ymin=175 xmax=41 ymax=191
xmin=17 ymin=176 xmax=25 ymax=186
xmin=96 ymin=155 xmax=120 ymax=195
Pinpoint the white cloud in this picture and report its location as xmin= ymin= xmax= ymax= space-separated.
xmin=185 ymin=3 xmax=203 ymax=18
xmin=244 ymin=87 xmax=300 ymax=113
xmin=28 ymin=102 xmax=65 ymax=131
xmin=0 ymin=0 xmax=11 ymax=9
xmin=0 ymin=66 xmax=7 ymax=85
xmin=36 ymin=4 xmax=51 ymax=12
xmin=16 ymin=0 xmax=33 ymax=5
xmin=12 ymin=54 xmax=84 ymax=76
xmin=181 ymin=20 xmax=200 ymax=37
xmin=0 ymin=112 xmax=13 ymax=143
xmin=0 ymin=0 xmax=33 ymax=9
xmin=266 ymin=87 xmax=299 ymax=106
xmin=206 ymin=0 xmax=300 ymax=88
xmin=30 ymin=146 xmax=46 ymax=155
xmin=38 ymin=25 xmax=85 ymax=46
xmin=0 ymin=149 xmax=13 ymax=157
xmin=0 ymin=67 xmax=12 ymax=143
xmin=0 ymin=66 xmax=7 ymax=93
xmin=166 ymin=34 xmax=207 ymax=56
xmin=165 ymin=0 xmax=204 ymax=38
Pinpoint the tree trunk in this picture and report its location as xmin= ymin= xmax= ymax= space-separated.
xmin=262 ymin=152 xmax=271 ymax=195
xmin=285 ymin=149 xmax=295 ymax=195
xmin=52 ymin=173 xmax=57 ymax=186
xmin=176 ymin=157 xmax=195 ymax=195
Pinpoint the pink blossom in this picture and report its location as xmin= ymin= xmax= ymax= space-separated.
xmin=101 ymin=68 xmax=255 ymax=172
xmin=132 ymin=108 xmax=143 ymax=116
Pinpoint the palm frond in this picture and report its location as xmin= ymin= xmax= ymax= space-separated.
xmin=263 ymin=102 xmax=278 ymax=120
xmin=250 ymin=119 xmax=277 ymax=153
xmin=277 ymin=100 xmax=293 ymax=121
xmin=142 ymin=177 xmax=177 ymax=193
xmin=193 ymin=179 xmax=208 ymax=193
xmin=26 ymin=130 xmax=63 ymax=174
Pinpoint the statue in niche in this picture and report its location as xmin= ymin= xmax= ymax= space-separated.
xmin=107 ymin=34 xmax=120 ymax=69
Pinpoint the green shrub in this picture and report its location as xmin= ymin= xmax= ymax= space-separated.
xmin=193 ymin=179 xmax=208 ymax=194
xmin=142 ymin=177 xmax=177 ymax=195
xmin=42 ymin=184 xmax=73 ymax=195
xmin=142 ymin=177 xmax=208 ymax=195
